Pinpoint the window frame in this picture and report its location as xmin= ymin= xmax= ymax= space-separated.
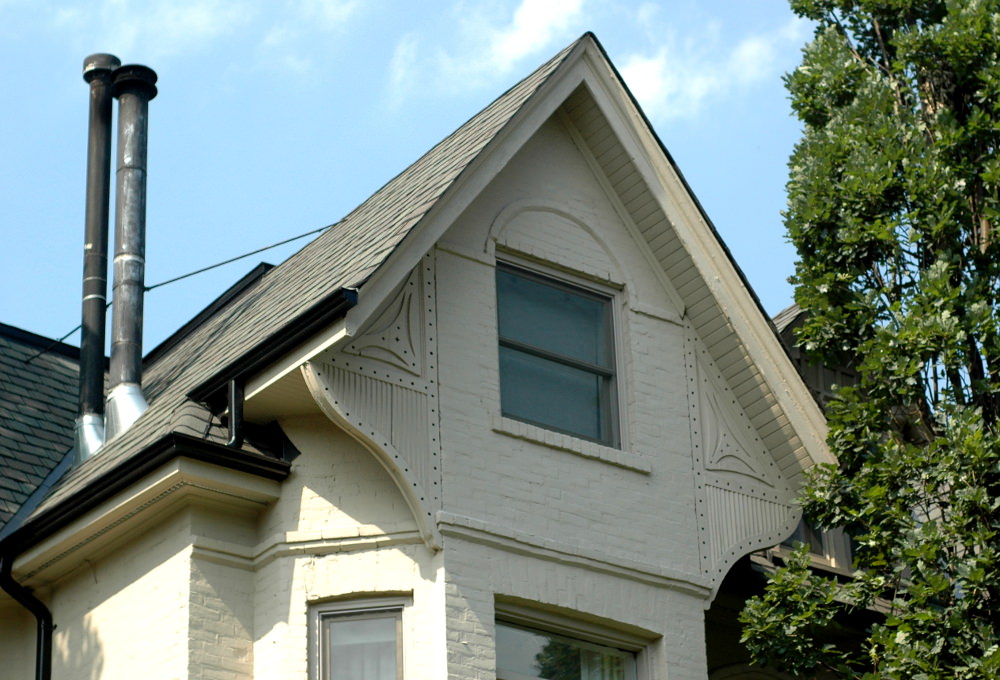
xmin=495 ymin=260 xmax=622 ymax=448
xmin=495 ymin=603 xmax=648 ymax=680
xmin=310 ymin=596 xmax=408 ymax=680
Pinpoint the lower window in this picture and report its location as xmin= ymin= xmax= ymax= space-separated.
xmin=496 ymin=621 xmax=637 ymax=680
xmin=312 ymin=600 xmax=404 ymax=680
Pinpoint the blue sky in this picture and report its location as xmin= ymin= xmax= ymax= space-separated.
xmin=1 ymin=0 xmax=811 ymax=351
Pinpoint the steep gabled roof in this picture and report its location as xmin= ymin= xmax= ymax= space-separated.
xmin=12 ymin=32 xmax=830 ymax=551
xmin=0 ymin=324 xmax=79 ymax=529
xmin=17 ymin=35 xmax=583 ymax=532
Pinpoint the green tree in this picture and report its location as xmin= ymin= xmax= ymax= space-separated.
xmin=739 ymin=1 xmax=1000 ymax=677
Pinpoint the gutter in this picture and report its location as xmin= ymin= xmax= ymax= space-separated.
xmin=15 ymin=433 xmax=290 ymax=550
xmin=0 ymin=448 xmax=72 ymax=680
xmin=188 ymin=286 xmax=358 ymax=412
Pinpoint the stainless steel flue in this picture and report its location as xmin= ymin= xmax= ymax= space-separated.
xmin=75 ymin=53 xmax=120 ymax=463
xmin=105 ymin=64 xmax=157 ymax=441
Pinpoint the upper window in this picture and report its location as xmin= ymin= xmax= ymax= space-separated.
xmin=496 ymin=621 xmax=637 ymax=680
xmin=312 ymin=601 xmax=404 ymax=680
xmin=496 ymin=264 xmax=618 ymax=446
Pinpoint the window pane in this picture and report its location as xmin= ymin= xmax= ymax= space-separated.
xmin=500 ymin=346 xmax=605 ymax=441
xmin=783 ymin=518 xmax=824 ymax=556
xmin=326 ymin=614 xmax=398 ymax=680
xmin=496 ymin=623 xmax=636 ymax=680
xmin=497 ymin=267 xmax=611 ymax=368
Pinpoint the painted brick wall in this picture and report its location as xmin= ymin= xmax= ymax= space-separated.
xmin=436 ymin=114 xmax=704 ymax=580
xmin=442 ymin=538 xmax=709 ymax=679
xmin=189 ymin=557 xmax=254 ymax=679
xmin=428 ymin=112 xmax=715 ymax=677
xmin=48 ymin=510 xmax=193 ymax=679
xmin=0 ymin=601 xmax=34 ymax=679
xmin=250 ymin=414 xmax=446 ymax=679
xmin=262 ymin=414 xmax=420 ymax=545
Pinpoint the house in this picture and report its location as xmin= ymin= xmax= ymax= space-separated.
xmin=0 ymin=33 xmax=831 ymax=679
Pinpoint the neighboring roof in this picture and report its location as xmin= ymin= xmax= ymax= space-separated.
xmin=769 ymin=303 xmax=857 ymax=410
xmin=0 ymin=324 xmax=78 ymax=529
xmin=772 ymin=303 xmax=804 ymax=335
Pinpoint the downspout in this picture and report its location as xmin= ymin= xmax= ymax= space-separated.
xmin=105 ymin=64 xmax=157 ymax=440
xmin=0 ymin=553 xmax=52 ymax=680
xmin=0 ymin=453 xmax=67 ymax=680
xmin=75 ymin=53 xmax=120 ymax=463
xmin=226 ymin=378 xmax=245 ymax=448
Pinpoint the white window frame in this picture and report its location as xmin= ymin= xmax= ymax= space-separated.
xmin=495 ymin=258 xmax=624 ymax=449
xmin=495 ymin=602 xmax=650 ymax=680
xmin=309 ymin=596 xmax=409 ymax=680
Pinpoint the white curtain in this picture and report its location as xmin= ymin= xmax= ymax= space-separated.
xmin=328 ymin=616 xmax=397 ymax=680
xmin=580 ymin=648 xmax=627 ymax=680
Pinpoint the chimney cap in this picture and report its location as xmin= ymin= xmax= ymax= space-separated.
xmin=83 ymin=53 xmax=121 ymax=82
xmin=112 ymin=64 xmax=158 ymax=100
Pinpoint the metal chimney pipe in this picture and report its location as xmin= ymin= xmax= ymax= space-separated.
xmin=75 ymin=54 xmax=121 ymax=463
xmin=105 ymin=64 xmax=157 ymax=441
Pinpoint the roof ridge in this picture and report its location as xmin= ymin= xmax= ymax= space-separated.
xmin=0 ymin=322 xmax=81 ymax=362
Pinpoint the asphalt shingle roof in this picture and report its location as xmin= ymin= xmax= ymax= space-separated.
xmin=22 ymin=34 xmax=583 ymax=524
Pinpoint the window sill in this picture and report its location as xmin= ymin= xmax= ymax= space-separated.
xmin=492 ymin=415 xmax=651 ymax=474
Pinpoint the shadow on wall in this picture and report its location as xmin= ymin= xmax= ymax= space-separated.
xmin=0 ymin=602 xmax=36 ymax=678
xmin=192 ymin=555 xmax=254 ymax=677
xmin=54 ymin=613 xmax=104 ymax=680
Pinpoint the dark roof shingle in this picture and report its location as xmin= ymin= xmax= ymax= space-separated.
xmin=0 ymin=324 xmax=79 ymax=529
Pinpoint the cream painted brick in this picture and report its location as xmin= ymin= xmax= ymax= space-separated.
xmin=251 ymin=544 xmax=445 ymax=679
xmin=49 ymin=510 xmax=193 ymax=680
xmin=0 ymin=601 xmax=34 ymax=679
xmin=442 ymin=538 xmax=709 ymax=679
xmin=259 ymin=414 xmax=420 ymax=548
xmin=430 ymin=114 xmax=725 ymax=678
xmin=435 ymin=115 xmax=706 ymax=585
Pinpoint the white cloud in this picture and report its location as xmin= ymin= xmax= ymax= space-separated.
xmin=387 ymin=0 xmax=584 ymax=103
xmin=620 ymin=16 xmax=810 ymax=123
xmin=253 ymin=0 xmax=361 ymax=76
xmin=388 ymin=32 xmax=420 ymax=108
xmin=298 ymin=0 xmax=361 ymax=29
xmin=635 ymin=2 xmax=660 ymax=29
xmin=488 ymin=0 xmax=583 ymax=72
xmin=44 ymin=0 xmax=362 ymax=74
xmin=51 ymin=0 xmax=254 ymax=62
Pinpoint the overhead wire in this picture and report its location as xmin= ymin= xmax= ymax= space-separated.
xmin=144 ymin=223 xmax=329 ymax=291
xmin=23 ymin=223 xmax=331 ymax=363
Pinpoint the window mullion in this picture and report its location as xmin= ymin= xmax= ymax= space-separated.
xmin=499 ymin=336 xmax=614 ymax=377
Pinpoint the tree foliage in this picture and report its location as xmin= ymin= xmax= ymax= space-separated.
xmin=740 ymin=1 xmax=1000 ymax=677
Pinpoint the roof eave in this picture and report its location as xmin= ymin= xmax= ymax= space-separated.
xmin=0 ymin=432 xmax=290 ymax=556
xmin=187 ymin=286 xmax=358 ymax=411
xmin=569 ymin=36 xmax=831 ymax=475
